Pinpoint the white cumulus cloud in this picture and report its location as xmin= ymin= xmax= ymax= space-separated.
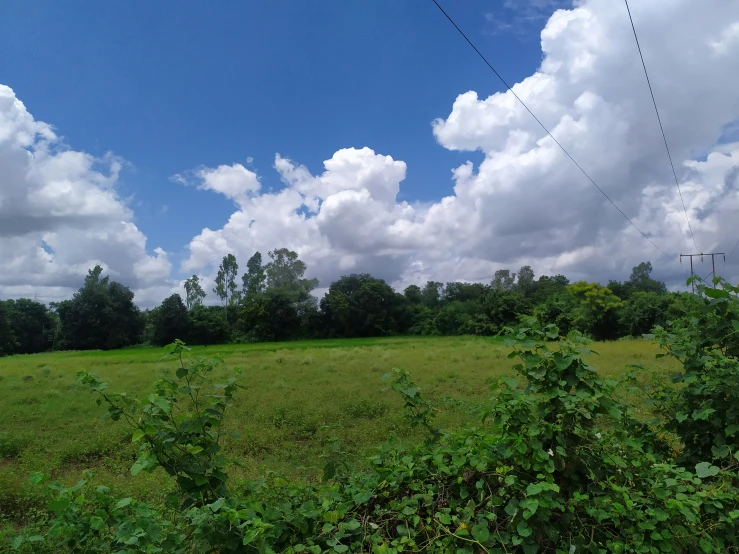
xmin=179 ymin=0 xmax=739 ymax=292
xmin=0 ymin=85 xmax=173 ymax=304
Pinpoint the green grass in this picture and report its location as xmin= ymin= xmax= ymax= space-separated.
xmin=0 ymin=335 xmax=679 ymax=520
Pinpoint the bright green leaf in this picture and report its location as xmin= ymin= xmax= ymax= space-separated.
xmin=695 ymin=462 xmax=720 ymax=479
xmin=114 ymin=497 xmax=133 ymax=510
xmin=472 ymin=522 xmax=490 ymax=543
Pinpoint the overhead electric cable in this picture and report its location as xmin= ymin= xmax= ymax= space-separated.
xmin=430 ymin=0 xmax=677 ymax=264
xmin=623 ymin=0 xmax=700 ymax=254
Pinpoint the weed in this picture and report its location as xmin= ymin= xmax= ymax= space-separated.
xmin=341 ymin=399 xmax=389 ymax=420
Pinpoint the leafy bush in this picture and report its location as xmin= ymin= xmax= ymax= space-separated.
xmin=645 ymin=277 xmax=739 ymax=465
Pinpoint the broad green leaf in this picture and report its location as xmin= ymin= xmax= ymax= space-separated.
xmin=471 ymin=522 xmax=490 ymax=543
xmin=11 ymin=537 xmax=23 ymax=550
xmin=114 ymin=497 xmax=133 ymax=510
xmin=703 ymin=288 xmax=730 ymax=299
xmin=437 ymin=513 xmax=452 ymax=525
xmin=526 ymin=483 xmax=543 ymax=496
xmin=695 ymin=462 xmax=720 ymax=479
xmin=343 ymin=519 xmax=361 ymax=531
xmin=517 ymin=520 xmax=532 ymax=538
xmin=131 ymin=429 xmax=145 ymax=442
xmin=700 ymin=539 xmax=714 ymax=553
xmin=208 ymin=498 xmax=225 ymax=512
xmin=29 ymin=472 xmax=47 ymax=485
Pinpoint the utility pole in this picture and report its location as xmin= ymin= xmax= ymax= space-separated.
xmin=680 ymin=253 xmax=725 ymax=292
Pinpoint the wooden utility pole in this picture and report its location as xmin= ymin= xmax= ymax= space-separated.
xmin=680 ymin=253 xmax=725 ymax=292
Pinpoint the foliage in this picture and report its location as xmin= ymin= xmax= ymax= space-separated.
xmin=645 ymin=276 xmax=739 ymax=465
xmin=183 ymin=275 xmax=206 ymax=310
xmin=491 ymin=268 xmax=516 ymax=291
xmin=265 ymin=248 xmax=318 ymax=298
xmin=483 ymin=289 xmax=531 ymax=331
xmin=432 ymin=301 xmax=481 ymax=335
xmin=214 ymin=254 xmax=240 ymax=309
xmin=55 ymin=265 xmax=144 ymax=351
xmin=321 ymin=274 xmax=406 ymax=338
xmin=150 ymin=293 xmax=189 ymax=346
xmin=534 ymin=290 xmax=578 ymax=336
xmin=236 ymin=288 xmax=303 ymax=342
xmin=241 ymin=252 xmax=266 ymax=301
xmin=13 ymin=303 xmax=739 ymax=552
xmin=403 ymin=284 xmax=422 ymax=304
xmin=1 ymin=255 xmax=686 ymax=355
xmin=618 ymin=291 xmax=672 ymax=337
xmin=568 ymin=281 xmax=624 ymax=340
xmin=187 ymin=305 xmax=231 ymax=345
xmin=420 ymin=281 xmax=444 ymax=308
xmin=0 ymin=300 xmax=14 ymax=356
xmin=77 ymin=340 xmax=240 ymax=506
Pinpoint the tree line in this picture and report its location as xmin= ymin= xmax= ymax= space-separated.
xmin=0 ymin=247 xmax=695 ymax=355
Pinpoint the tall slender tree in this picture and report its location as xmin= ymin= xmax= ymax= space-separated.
xmin=241 ymin=252 xmax=266 ymax=301
xmin=183 ymin=275 xmax=206 ymax=310
xmin=213 ymin=254 xmax=239 ymax=315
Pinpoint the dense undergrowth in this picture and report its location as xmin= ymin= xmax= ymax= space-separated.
xmin=6 ymin=277 xmax=739 ymax=553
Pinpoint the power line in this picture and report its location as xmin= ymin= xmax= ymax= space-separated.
xmin=623 ymin=0 xmax=699 ymax=254
xmin=728 ymin=237 xmax=739 ymax=260
xmin=430 ymin=0 xmax=676 ymax=264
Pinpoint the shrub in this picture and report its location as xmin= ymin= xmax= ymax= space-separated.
xmin=646 ymin=277 xmax=739 ymax=465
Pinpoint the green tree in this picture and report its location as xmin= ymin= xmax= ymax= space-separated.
xmin=491 ymin=269 xmax=516 ymax=291
xmin=403 ymin=284 xmax=422 ymax=304
xmin=609 ymin=262 xmax=667 ymax=300
xmin=433 ymin=301 xmax=480 ymax=335
xmin=151 ymin=294 xmax=189 ymax=346
xmin=265 ymin=248 xmax=318 ymax=297
xmin=535 ymin=290 xmax=579 ymax=335
xmin=483 ymin=289 xmax=531 ymax=330
xmin=3 ymin=298 xmax=54 ymax=354
xmin=530 ymin=274 xmax=569 ymax=304
xmin=515 ymin=265 xmax=536 ymax=296
xmin=183 ymin=275 xmax=206 ymax=310
xmin=567 ymin=281 xmax=624 ymax=340
xmin=618 ymin=291 xmax=672 ymax=337
xmin=443 ymin=282 xmax=487 ymax=302
xmin=187 ymin=305 xmax=231 ymax=345
xmin=56 ymin=266 xmax=144 ymax=350
xmin=237 ymin=289 xmax=302 ymax=342
xmin=320 ymin=274 xmax=403 ymax=337
xmin=420 ymin=281 xmax=443 ymax=308
xmin=0 ymin=301 xmax=16 ymax=356
xmin=628 ymin=261 xmax=667 ymax=294
xmin=213 ymin=254 xmax=239 ymax=310
xmin=241 ymin=252 xmax=266 ymax=301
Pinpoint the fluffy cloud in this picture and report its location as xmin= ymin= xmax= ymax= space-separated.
xmin=181 ymin=0 xmax=739 ymax=292
xmin=174 ymin=163 xmax=261 ymax=202
xmin=0 ymin=85 xmax=173 ymax=304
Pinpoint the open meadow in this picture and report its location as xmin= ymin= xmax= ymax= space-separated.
xmin=0 ymin=335 xmax=679 ymax=523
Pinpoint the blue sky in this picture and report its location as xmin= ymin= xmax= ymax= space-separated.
xmin=1 ymin=0 xmax=738 ymax=304
xmin=0 ymin=0 xmax=553 ymax=263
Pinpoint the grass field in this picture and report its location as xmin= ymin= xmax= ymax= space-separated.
xmin=0 ymin=335 xmax=680 ymax=522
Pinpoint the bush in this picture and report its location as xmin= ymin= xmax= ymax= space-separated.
xmin=645 ymin=277 xmax=739 ymax=465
